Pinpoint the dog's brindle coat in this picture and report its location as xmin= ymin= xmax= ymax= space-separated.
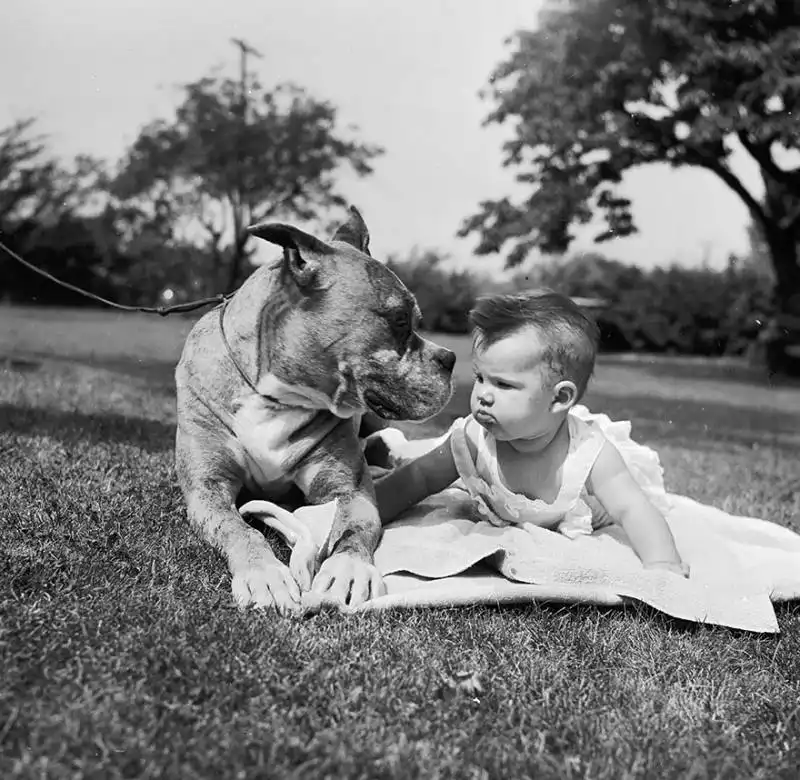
xmin=175 ymin=208 xmax=455 ymax=613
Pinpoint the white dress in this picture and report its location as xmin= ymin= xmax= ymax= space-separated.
xmin=449 ymin=405 xmax=674 ymax=539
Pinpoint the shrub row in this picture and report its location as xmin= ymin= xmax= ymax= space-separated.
xmin=387 ymin=251 xmax=774 ymax=356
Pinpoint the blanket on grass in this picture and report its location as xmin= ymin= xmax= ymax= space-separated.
xmin=240 ymin=484 xmax=800 ymax=634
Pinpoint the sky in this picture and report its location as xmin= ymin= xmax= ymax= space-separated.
xmin=2 ymin=0 xmax=765 ymax=277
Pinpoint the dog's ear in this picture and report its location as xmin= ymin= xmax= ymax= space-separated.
xmin=247 ymin=222 xmax=334 ymax=256
xmin=247 ymin=222 xmax=334 ymax=288
xmin=331 ymin=206 xmax=371 ymax=256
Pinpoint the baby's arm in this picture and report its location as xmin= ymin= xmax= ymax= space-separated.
xmin=373 ymin=434 xmax=459 ymax=523
xmin=587 ymin=441 xmax=688 ymax=577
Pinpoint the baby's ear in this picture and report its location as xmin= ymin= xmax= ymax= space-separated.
xmin=551 ymin=380 xmax=578 ymax=413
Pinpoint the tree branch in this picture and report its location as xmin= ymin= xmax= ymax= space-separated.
xmin=250 ymin=183 xmax=303 ymax=224
xmin=737 ymin=131 xmax=800 ymax=193
xmin=195 ymin=192 xmax=227 ymax=248
xmin=250 ymin=203 xmax=277 ymax=225
xmin=687 ymin=149 xmax=769 ymax=228
xmin=198 ymin=212 xmax=223 ymax=247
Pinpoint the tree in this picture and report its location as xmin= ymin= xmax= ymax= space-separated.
xmin=459 ymin=0 xmax=800 ymax=316
xmin=386 ymin=249 xmax=479 ymax=333
xmin=743 ymin=215 xmax=776 ymax=281
xmin=0 ymin=119 xmax=122 ymax=303
xmin=113 ymin=73 xmax=383 ymax=294
xmin=0 ymin=119 xmax=100 ymax=239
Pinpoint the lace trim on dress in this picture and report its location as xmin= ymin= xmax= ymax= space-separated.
xmin=449 ymin=412 xmax=605 ymax=537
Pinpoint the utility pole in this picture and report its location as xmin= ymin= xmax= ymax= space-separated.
xmin=228 ymin=38 xmax=263 ymax=291
xmin=230 ymin=37 xmax=263 ymax=123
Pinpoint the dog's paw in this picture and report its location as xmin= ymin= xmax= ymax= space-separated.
xmin=311 ymin=553 xmax=386 ymax=608
xmin=231 ymin=560 xmax=304 ymax=616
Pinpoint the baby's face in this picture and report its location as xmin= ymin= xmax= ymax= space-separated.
xmin=469 ymin=328 xmax=557 ymax=442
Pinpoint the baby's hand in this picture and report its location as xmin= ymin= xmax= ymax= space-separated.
xmin=644 ymin=560 xmax=690 ymax=578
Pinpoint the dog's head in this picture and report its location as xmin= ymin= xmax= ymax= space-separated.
xmin=248 ymin=207 xmax=455 ymax=421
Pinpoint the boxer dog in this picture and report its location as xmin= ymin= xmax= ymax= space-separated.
xmin=174 ymin=207 xmax=455 ymax=614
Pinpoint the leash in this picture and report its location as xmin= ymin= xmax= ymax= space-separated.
xmin=0 ymin=237 xmax=235 ymax=316
xmin=3 ymin=236 xmax=271 ymax=398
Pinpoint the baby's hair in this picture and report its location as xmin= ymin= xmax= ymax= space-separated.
xmin=469 ymin=289 xmax=600 ymax=399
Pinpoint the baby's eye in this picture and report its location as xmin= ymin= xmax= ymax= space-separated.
xmin=495 ymin=380 xmax=513 ymax=389
xmin=473 ymin=371 xmax=483 ymax=383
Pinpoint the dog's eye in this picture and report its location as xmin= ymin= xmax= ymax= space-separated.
xmin=387 ymin=310 xmax=413 ymax=353
xmin=389 ymin=310 xmax=411 ymax=336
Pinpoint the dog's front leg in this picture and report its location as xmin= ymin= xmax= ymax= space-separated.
xmin=295 ymin=425 xmax=386 ymax=608
xmin=176 ymin=438 xmax=304 ymax=615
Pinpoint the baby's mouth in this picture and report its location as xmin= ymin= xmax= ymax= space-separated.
xmin=474 ymin=408 xmax=496 ymax=425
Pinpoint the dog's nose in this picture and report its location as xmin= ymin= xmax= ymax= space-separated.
xmin=436 ymin=347 xmax=456 ymax=373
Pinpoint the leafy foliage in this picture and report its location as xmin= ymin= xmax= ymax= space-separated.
xmin=1 ymin=67 xmax=383 ymax=304
xmin=523 ymin=252 xmax=774 ymax=356
xmin=386 ymin=250 xmax=480 ymax=333
xmin=0 ymin=120 xmax=123 ymax=304
xmin=460 ymin=0 xmax=800 ymax=308
xmin=0 ymin=119 xmax=103 ymax=237
xmin=113 ymin=75 xmax=383 ymax=293
xmin=390 ymin=246 xmax=772 ymax=358
xmin=0 ymin=119 xmax=205 ymax=307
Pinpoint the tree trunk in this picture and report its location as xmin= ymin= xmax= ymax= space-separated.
xmin=761 ymin=221 xmax=800 ymax=376
xmin=764 ymin=225 xmax=800 ymax=314
xmin=762 ymin=176 xmax=800 ymax=310
xmin=751 ymin=177 xmax=800 ymax=376
xmin=226 ymin=234 xmax=248 ymax=293
xmin=209 ymin=243 xmax=225 ymax=298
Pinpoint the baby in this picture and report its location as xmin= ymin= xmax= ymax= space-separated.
xmin=374 ymin=289 xmax=688 ymax=577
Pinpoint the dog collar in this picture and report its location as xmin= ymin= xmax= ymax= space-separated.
xmin=218 ymin=298 xmax=358 ymax=416
xmin=218 ymin=299 xmax=262 ymax=395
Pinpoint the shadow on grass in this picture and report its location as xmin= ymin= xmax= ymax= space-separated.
xmin=0 ymin=403 xmax=176 ymax=453
xmin=601 ymin=355 xmax=800 ymax=390
xmin=76 ymin=355 xmax=177 ymax=388
xmin=3 ymin=351 xmax=178 ymax=389
xmin=5 ymin=354 xmax=798 ymax=455
xmin=586 ymin=391 xmax=800 ymax=452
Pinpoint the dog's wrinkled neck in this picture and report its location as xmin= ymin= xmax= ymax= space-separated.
xmin=256 ymin=328 xmax=365 ymax=417
xmin=253 ymin=371 xmax=362 ymax=418
xmin=220 ymin=269 xmax=362 ymax=417
xmin=219 ymin=269 xmax=285 ymax=392
xmin=219 ymin=300 xmax=260 ymax=394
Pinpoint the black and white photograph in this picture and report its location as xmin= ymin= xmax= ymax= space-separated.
xmin=2 ymin=1 xmax=799 ymax=777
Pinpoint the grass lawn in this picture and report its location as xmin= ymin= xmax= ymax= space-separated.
xmin=2 ymin=304 xmax=800 ymax=779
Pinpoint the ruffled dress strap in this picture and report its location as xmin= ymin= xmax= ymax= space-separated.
xmin=449 ymin=414 xmax=606 ymax=535
xmin=558 ymin=414 xmax=606 ymax=506
xmin=449 ymin=416 xmax=511 ymax=526
xmin=570 ymin=404 xmax=672 ymax=516
xmin=449 ymin=415 xmax=479 ymax=483
xmin=545 ymin=413 xmax=606 ymax=538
